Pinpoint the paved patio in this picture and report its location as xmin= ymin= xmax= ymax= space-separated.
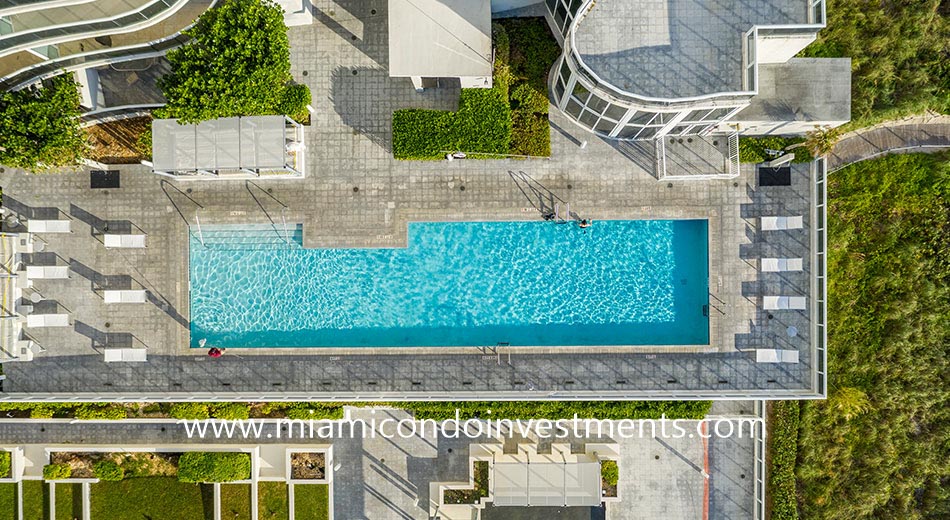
xmin=0 ymin=0 xmax=818 ymax=399
xmin=0 ymin=407 xmax=761 ymax=519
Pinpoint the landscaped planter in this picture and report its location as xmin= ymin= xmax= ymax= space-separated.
xmin=290 ymin=452 xmax=325 ymax=480
xmin=601 ymin=459 xmax=619 ymax=499
xmin=443 ymin=461 xmax=490 ymax=505
xmin=48 ymin=451 xmax=179 ymax=481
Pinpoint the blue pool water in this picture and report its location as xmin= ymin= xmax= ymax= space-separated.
xmin=189 ymin=220 xmax=709 ymax=347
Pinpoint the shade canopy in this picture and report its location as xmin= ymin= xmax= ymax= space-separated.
xmin=387 ymin=0 xmax=492 ymax=79
xmin=492 ymin=462 xmax=602 ymax=507
xmin=152 ymin=116 xmax=291 ymax=175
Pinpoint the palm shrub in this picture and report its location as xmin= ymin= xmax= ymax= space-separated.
xmin=178 ymin=452 xmax=251 ymax=483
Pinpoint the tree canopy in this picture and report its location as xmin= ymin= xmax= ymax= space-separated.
xmin=0 ymin=75 xmax=86 ymax=171
xmin=159 ymin=0 xmax=308 ymax=122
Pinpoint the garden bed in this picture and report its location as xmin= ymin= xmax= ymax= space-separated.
xmin=0 ymin=483 xmax=16 ymax=520
xmin=85 ymin=116 xmax=151 ymax=164
xmin=601 ymin=460 xmax=618 ymax=498
xmin=53 ymin=482 xmax=82 ymax=520
xmin=258 ymin=481 xmax=289 ymax=520
xmin=293 ymin=484 xmax=329 ymax=520
xmin=49 ymin=452 xmax=179 ymax=479
xmin=20 ymin=480 xmax=47 ymax=519
xmin=220 ymin=484 xmax=252 ymax=520
xmin=392 ymin=18 xmax=559 ymax=160
xmin=443 ymin=461 xmax=489 ymax=505
xmin=90 ymin=477 xmax=213 ymax=520
xmin=290 ymin=452 xmax=325 ymax=480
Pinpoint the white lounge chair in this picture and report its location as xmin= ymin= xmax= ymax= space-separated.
xmin=104 ymin=290 xmax=147 ymax=304
xmin=26 ymin=265 xmax=69 ymax=279
xmin=763 ymin=296 xmax=807 ymax=310
xmin=104 ymin=348 xmax=147 ymax=362
xmin=756 ymin=349 xmax=800 ymax=363
xmin=26 ymin=314 xmax=69 ymax=327
xmin=760 ymin=258 xmax=803 ymax=272
xmin=760 ymin=216 xmax=803 ymax=231
xmin=104 ymin=234 xmax=147 ymax=248
xmin=27 ymin=220 xmax=71 ymax=233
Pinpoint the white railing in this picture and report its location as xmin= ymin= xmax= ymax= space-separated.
xmin=812 ymin=158 xmax=828 ymax=397
xmin=752 ymin=400 xmax=767 ymax=520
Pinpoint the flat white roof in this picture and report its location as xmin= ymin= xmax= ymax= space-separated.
xmin=387 ymin=0 xmax=492 ymax=79
xmin=492 ymin=462 xmax=602 ymax=507
xmin=152 ymin=116 xmax=290 ymax=174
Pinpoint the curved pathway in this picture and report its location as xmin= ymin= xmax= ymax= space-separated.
xmin=828 ymin=114 xmax=950 ymax=171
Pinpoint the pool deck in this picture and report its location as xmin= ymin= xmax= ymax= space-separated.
xmin=0 ymin=0 xmax=818 ymax=400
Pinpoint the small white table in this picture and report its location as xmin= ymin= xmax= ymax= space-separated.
xmin=787 ymin=326 xmax=799 ymax=338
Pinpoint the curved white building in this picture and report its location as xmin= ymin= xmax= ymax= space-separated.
xmin=544 ymin=0 xmax=849 ymax=141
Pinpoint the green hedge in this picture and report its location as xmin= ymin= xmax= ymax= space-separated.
xmin=403 ymin=401 xmax=711 ymax=420
xmin=75 ymin=404 xmax=128 ymax=420
xmin=93 ymin=460 xmax=125 ymax=482
xmin=769 ymin=401 xmax=800 ymax=520
xmin=178 ymin=452 xmax=251 ymax=483
xmin=44 ymin=463 xmax=72 ymax=481
xmin=392 ymin=77 xmax=512 ymax=160
xmin=170 ymin=403 xmax=211 ymax=420
xmin=392 ymin=19 xmax=558 ymax=160
xmin=739 ymin=136 xmax=813 ymax=163
xmin=0 ymin=451 xmax=10 ymax=478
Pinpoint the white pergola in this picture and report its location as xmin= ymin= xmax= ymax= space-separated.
xmin=492 ymin=461 xmax=602 ymax=507
xmin=151 ymin=115 xmax=305 ymax=179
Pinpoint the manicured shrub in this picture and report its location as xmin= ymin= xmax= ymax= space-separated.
xmin=170 ymin=402 xmax=211 ymax=420
xmin=738 ymin=136 xmax=813 ymax=163
xmin=93 ymin=460 xmax=125 ymax=482
xmin=601 ymin=460 xmax=619 ymax=486
xmin=510 ymin=83 xmax=549 ymax=114
xmin=43 ymin=463 xmax=72 ymax=481
xmin=75 ymin=404 xmax=127 ymax=420
xmin=0 ymin=451 xmax=11 ymax=478
xmin=212 ymin=403 xmax=250 ymax=420
xmin=404 ymin=401 xmax=711 ymax=420
xmin=178 ymin=452 xmax=251 ymax=483
xmin=278 ymin=83 xmax=312 ymax=123
xmin=511 ymin=110 xmax=550 ymax=157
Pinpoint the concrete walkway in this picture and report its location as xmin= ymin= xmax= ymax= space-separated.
xmin=828 ymin=114 xmax=950 ymax=171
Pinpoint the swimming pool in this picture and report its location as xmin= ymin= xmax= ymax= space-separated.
xmin=189 ymin=220 xmax=709 ymax=347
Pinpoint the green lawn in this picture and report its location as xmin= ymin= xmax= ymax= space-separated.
xmin=790 ymin=153 xmax=950 ymax=519
xmin=20 ymin=480 xmax=47 ymax=520
xmin=258 ymin=482 xmax=288 ymax=520
xmin=219 ymin=484 xmax=252 ymax=520
xmin=0 ymin=483 xmax=17 ymax=520
xmin=90 ymin=478 xmax=214 ymax=520
xmin=293 ymin=484 xmax=329 ymax=520
xmin=53 ymin=483 xmax=82 ymax=520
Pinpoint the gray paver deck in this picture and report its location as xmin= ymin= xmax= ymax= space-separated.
xmin=0 ymin=0 xmax=818 ymax=399
xmin=0 ymin=407 xmax=760 ymax=519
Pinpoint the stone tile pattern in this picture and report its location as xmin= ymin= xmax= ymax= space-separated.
xmin=0 ymin=0 xmax=816 ymax=399
xmin=574 ymin=0 xmax=807 ymax=98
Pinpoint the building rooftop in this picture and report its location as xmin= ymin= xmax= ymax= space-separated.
xmin=734 ymin=57 xmax=852 ymax=124
xmin=572 ymin=0 xmax=807 ymax=99
xmin=387 ymin=0 xmax=492 ymax=79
